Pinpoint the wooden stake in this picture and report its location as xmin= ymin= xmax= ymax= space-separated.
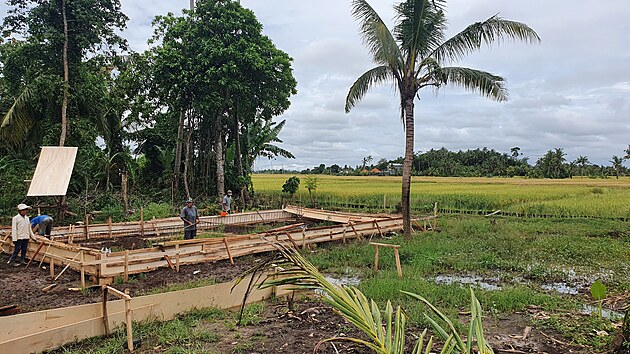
xmin=433 ymin=202 xmax=438 ymax=230
xmin=50 ymin=256 xmax=55 ymax=279
xmin=285 ymin=232 xmax=299 ymax=249
xmin=374 ymin=221 xmax=383 ymax=237
xmin=175 ymin=244 xmax=180 ymax=272
xmin=223 ymin=238 xmax=234 ymax=265
xmin=163 ymin=255 xmax=175 ymax=270
xmin=124 ymin=250 xmax=129 ymax=283
xmin=26 ymin=241 xmax=45 ymax=268
xmin=140 ymin=207 xmax=144 ymax=238
xmin=124 ymin=297 xmax=134 ymax=352
xmin=80 ymin=251 xmax=85 ymax=288
xmin=301 ymin=229 xmax=306 ymax=249
xmin=85 ymin=213 xmax=89 ymax=240
xmin=394 ymin=248 xmax=402 ymax=278
xmin=102 ymin=286 xmax=110 ymax=336
xmin=342 ymin=228 xmax=346 ymax=244
xmin=373 ymin=244 xmax=379 ymax=272
xmin=54 ymin=251 xmax=81 ymax=281
xmin=107 ymin=217 xmax=112 ymax=238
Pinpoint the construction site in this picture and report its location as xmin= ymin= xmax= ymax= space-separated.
xmin=0 ymin=193 xmax=437 ymax=353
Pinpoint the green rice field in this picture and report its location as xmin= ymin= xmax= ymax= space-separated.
xmin=252 ymin=175 xmax=630 ymax=219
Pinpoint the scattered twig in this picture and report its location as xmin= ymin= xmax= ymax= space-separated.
xmin=539 ymin=330 xmax=586 ymax=348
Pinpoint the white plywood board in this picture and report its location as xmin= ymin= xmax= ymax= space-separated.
xmin=27 ymin=147 xmax=78 ymax=196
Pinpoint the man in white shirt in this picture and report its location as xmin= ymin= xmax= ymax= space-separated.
xmin=10 ymin=203 xmax=36 ymax=266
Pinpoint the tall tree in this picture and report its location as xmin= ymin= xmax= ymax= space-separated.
xmin=149 ymin=0 xmax=295 ymax=200
xmin=1 ymin=0 xmax=128 ymax=148
xmin=575 ymin=155 xmax=589 ymax=177
xmin=344 ymin=0 xmax=539 ymax=235
xmin=611 ymin=155 xmax=623 ymax=179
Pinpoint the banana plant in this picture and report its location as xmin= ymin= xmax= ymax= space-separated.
xmin=236 ymin=242 xmax=492 ymax=353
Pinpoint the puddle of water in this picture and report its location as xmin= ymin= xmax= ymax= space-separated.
xmin=433 ymin=275 xmax=502 ymax=291
xmin=324 ymin=274 xmax=361 ymax=287
xmin=580 ymin=304 xmax=624 ymax=320
xmin=315 ymin=274 xmax=361 ymax=297
xmin=541 ymin=282 xmax=580 ymax=295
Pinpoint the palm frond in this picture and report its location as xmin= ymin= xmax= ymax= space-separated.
xmin=394 ymin=0 xmax=447 ymax=59
xmin=432 ymin=15 xmax=540 ymax=64
xmin=0 ymin=84 xmax=35 ymax=146
xmin=237 ymin=242 xmax=493 ymax=353
xmin=430 ymin=66 xmax=508 ymax=102
xmin=350 ymin=0 xmax=404 ymax=67
xmin=345 ymin=65 xmax=394 ymax=113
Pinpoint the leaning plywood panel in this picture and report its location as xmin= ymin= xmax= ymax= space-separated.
xmin=27 ymin=147 xmax=78 ymax=196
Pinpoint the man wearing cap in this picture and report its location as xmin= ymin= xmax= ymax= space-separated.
xmin=222 ymin=190 xmax=233 ymax=214
xmin=10 ymin=204 xmax=37 ymax=266
xmin=180 ymin=198 xmax=200 ymax=240
xmin=31 ymin=214 xmax=54 ymax=238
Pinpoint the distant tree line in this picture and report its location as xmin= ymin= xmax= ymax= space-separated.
xmin=281 ymin=145 xmax=630 ymax=179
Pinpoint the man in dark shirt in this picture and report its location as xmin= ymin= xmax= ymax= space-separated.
xmin=180 ymin=198 xmax=199 ymax=240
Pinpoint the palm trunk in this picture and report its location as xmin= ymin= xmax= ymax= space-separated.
xmin=183 ymin=114 xmax=193 ymax=199
xmin=214 ymin=108 xmax=225 ymax=197
xmin=59 ymin=0 xmax=69 ymax=147
xmin=401 ymin=96 xmax=415 ymax=237
xmin=173 ymin=109 xmax=185 ymax=200
xmin=121 ymin=171 xmax=128 ymax=213
xmin=233 ymin=106 xmax=250 ymax=208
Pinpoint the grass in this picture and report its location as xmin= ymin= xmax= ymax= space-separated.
xmin=54 ymin=306 xmax=253 ymax=354
xmin=306 ymin=214 xmax=629 ymax=350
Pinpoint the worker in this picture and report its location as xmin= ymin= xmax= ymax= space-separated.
xmin=222 ymin=190 xmax=233 ymax=214
xmin=180 ymin=197 xmax=200 ymax=240
xmin=10 ymin=203 xmax=36 ymax=266
xmin=30 ymin=214 xmax=53 ymax=238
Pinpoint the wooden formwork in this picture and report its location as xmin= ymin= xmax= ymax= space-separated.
xmin=0 ymin=209 xmax=295 ymax=243
xmin=0 ymin=207 xmax=437 ymax=284
xmin=0 ymin=272 xmax=290 ymax=354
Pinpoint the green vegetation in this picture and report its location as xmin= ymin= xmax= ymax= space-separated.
xmin=249 ymin=243 xmax=495 ymax=353
xmin=253 ymin=174 xmax=630 ymax=219
xmin=303 ymin=215 xmax=629 ymax=351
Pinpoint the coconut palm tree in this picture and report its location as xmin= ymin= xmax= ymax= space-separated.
xmin=611 ymin=155 xmax=623 ymax=179
xmin=345 ymin=0 xmax=539 ymax=235
xmin=575 ymin=155 xmax=589 ymax=177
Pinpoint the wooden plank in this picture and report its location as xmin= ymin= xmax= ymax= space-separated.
xmin=27 ymin=147 xmax=78 ymax=196
xmin=223 ymin=238 xmax=234 ymax=265
xmin=0 ymin=272 xmax=289 ymax=353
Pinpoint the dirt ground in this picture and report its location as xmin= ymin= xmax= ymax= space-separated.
xmin=1 ymin=248 xmax=598 ymax=353
xmin=0 ymin=252 xmax=263 ymax=312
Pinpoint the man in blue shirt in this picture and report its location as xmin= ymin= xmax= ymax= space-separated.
xmin=30 ymin=214 xmax=53 ymax=238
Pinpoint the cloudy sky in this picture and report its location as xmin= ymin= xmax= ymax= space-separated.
xmin=9 ymin=0 xmax=630 ymax=169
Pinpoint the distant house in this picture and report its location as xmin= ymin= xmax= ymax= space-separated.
xmin=361 ymin=169 xmax=369 ymax=174
xmin=387 ymin=163 xmax=403 ymax=175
